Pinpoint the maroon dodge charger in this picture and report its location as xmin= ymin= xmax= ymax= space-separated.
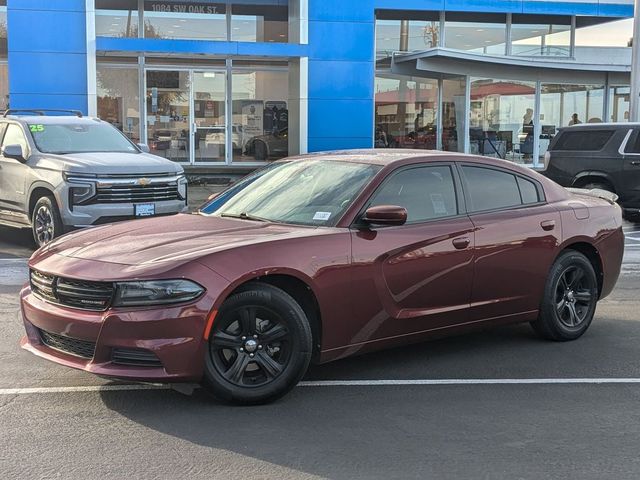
xmin=20 ymin=150 xmax=624 ymax=404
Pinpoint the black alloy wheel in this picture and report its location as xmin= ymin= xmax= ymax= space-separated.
xmin=203 ymin=283 xmax=312 ymax=404
xmin=31 ymin=195 xmax=64 ymax=248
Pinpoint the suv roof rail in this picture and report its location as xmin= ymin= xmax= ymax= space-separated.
xmin=3 ymin=109 xmax=83 ymax=118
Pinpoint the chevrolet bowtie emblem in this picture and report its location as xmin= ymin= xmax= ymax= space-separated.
xmin=137 ymin=178 xmax=151 ymax=186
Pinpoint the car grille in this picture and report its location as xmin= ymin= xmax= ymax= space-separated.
xmin=112 ymin=348 xmax=163 ymax=368
xmin=93 ymin=182 xmax=180 ymax=204
xmin=39 ymin=329 xmax=96 ymax=359
xmin=30 ymin=269 xmax=115 ymax=311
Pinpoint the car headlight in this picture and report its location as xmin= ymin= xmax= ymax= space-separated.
xmin=177 ymin=174 xmax=188 ymax=201
xmin=69 ymin=183 xmax=96 ymax=205
xmin=112 ymin=279 xmax=204 ymax=307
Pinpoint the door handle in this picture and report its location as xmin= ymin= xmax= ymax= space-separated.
xmin=630 ymin=161 xmax=640 ymax=166
xmin=452 ymin=237 xmax=471 ymax=249
xmin=540 ymin=220 xmax=556 ymax=231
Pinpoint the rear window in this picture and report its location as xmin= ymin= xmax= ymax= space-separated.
xmin=552 ymin=130 xmax=614 ymax=151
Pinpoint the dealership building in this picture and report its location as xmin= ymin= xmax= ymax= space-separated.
xmin=0 ymin=0 xmax=636 ymax=170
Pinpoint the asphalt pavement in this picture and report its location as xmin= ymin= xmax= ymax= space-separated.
xmin=1 ymin=208 xmax=639 ymax=479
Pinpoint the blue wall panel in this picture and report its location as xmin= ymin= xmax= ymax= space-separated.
xmin=307 ymin=0 xmax=376 ymax=152
xmin=7 ymin=0 xmax=89 ymax=114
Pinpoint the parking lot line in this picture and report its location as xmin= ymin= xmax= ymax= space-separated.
xmin=4 ymin=378 xmax=640 ymax=396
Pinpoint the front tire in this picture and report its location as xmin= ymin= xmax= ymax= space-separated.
xmin=203 ymin=283 xmax=312 ymax=404
xmin=530 ymin=250 xmax=598 ymax=341
xmin=31 ymin=195 xmax=64 ymax=248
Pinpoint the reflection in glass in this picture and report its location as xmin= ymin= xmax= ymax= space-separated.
xmin=469 ymin=78 xmax=536 ymax=163
xmin=0 ymin=6 xmax=6 ymax=54
xmin=539 ymin=83 xmax=605 ymax=158
xmin=374 ymin=75 xmax=438 ymax=150
xmin=609 ymin=86 xmax=630 ymax=122
xmin=441 ymin=77 xmax=466 ymax=152
xmin=97 ymin=66 xmax=140 ymax=142
xmin=145 ymin=70 xmax=191 ymax=162
xmin=193 ymin=71 xmax=226 ymax=163
xmin=233 ymin=69 xmax=289 ymax=162
xmin=375 ymin=17 xmax=440 ymax=59
xmin=95 ymin=0 xmax=138 ymax=37
xmin=143 ymin=1 xmax=226 ymax=40
xmin=511 ymin=17 xmax=571 ymax=57
xmin=231 ymin=4 xmax=288 ymax=43
xmin=444 ymin=13 xmax=506 ymax=55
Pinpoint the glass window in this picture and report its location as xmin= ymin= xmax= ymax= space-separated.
xmin=143 ymin=1 xmax=226 ymax=40
xmin=444 ymin=13 xmax=506 ymax=55
xmin=469 ymin=77 xmax=536 ymax=163
xmin=0 ymin=63 xmax=8 ymax=111
xmin=609 ymin=86 xmax=630 ymax=122
xmin=29 ymin=123 xmax=138 ymax=154
xmin=369 ymin=166 xmax=458 ymax=222
xmin=0 ymin=3 xmax=6 ymax=55
xmin=625 ymin=131 xmax=640 ymax=154
xmin=375 ymin=14 xmax=440 ymax=59
xmin=442 ymin=77 xmax=466 ymax=152
xmin=375 ymin=74 xmax=438 ymax=150
xmin=575 ymin=18 xmax=633 ymax=47
xmin=511 ymin=15 xmax=571 ymax=57
xmin=201 ymin=159 xmax=381 ymax=227
xmin=553 ymin=130 xmax=614 ymax=151
xmin=193 ymin=70 xmax=226 ymax=163
xmin=232 ymin=68 xmax=289 ymax=162
xmin=96 ymin=0 xmax=139 ymax=38
xmin=517 ymin=177 xmax=540 ymax=204
xmin=463 ymin=166 xmax=522 ymax=212
xmin=231 ymin=3 xmax=288 ymax=43
xmin=3 ymin=124 xmax=29 ymax=154
xmin=97 ymin=65 xmax=141 ymax=142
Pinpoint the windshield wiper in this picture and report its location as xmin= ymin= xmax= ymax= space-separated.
xmin=220 ymin=212 xmax=268 ymax=222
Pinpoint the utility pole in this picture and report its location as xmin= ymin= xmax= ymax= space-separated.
xmin=630 ymin=0 xmax=640 ymax=121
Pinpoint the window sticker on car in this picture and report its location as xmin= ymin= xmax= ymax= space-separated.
xmin=313 ymin=211 xmax=332 ymax=221
xmin=430 ymin=193 xmax=447 ymax=215
xmin=29 ymin=124 xmax=44 ymax=133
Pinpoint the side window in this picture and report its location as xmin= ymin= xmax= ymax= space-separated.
xmin=624 ymin=130 xmax=640 ymax=154
xmin=463 ymin=166 xmax=521 ymax=212
xmin=2 ymin=124 xmax=29 ymax=155
xmin=517 ymin=176 xmax=540 ymax=204
xmin=553 ymin=130 xmax=613 ymax=151
xmin=368 ymin=165 xmax=458 ymax=223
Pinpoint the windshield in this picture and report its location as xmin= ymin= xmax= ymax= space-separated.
xmin=29 ymin=122 xmax=139 ymax=154
xmin=199 ymin=159 xmax=381 ymax=227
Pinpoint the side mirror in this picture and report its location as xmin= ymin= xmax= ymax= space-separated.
xmin=137 ymin=143 xmax=151 ymax=153
xmin=2 ymin=144 xmax=26 ymax=162
xmin=362 ymin=205 xmax=407 ymax=227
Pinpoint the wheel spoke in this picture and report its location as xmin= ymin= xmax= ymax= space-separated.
xmin=261 ymin=324 xmax=288 ymax=345
xmin=567 ymin=302 xmax=580 ymax=326
xmin=239 ymin=307 xmax=256 ymax=335
xmin=225 ymin=353 xmax=250 ymax=384
xmin=255 ymin=350 xmax=283 ymax=378
xmin=556 ymin=297 xmax=566 ymax=311
xmin=569 ymin=268 xmax=584 ymax=288
xmin=559 ymin=275 xmax=569 ymax=291
xmin=574 ymin=290 xmax=593 ymax=304
xmin=211 ymin=331 xmax=242 ymax=349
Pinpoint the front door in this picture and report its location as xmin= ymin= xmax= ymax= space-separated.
xmin=620 ymin=129 xmax=640 ymax=208
xmin=145 ymin=69 xmax=227 ymax=165
xmin=0 ymin=123 xmax=29 ymax=219
xmin=349 ymin=164 xmax=475 ymax=346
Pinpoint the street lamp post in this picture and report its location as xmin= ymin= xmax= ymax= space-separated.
xmin=630 ymin=0 xmax=640 ymax=121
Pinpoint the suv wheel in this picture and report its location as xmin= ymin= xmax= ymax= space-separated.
xmin=31 ymin=195 xmax=64 ymax=248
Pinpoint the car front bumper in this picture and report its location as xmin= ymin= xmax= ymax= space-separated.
xmin=20 ymin=285 xmax=211 ymax=382
xmin=60 ymin=200 xmax=189 ymax=227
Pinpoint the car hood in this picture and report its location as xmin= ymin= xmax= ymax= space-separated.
xmin=57 ymin=152 xmax=182 ymax=175
xmin=34 ymin=214 xmax=321 ymax=267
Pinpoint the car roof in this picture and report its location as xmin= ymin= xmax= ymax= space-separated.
xmin=3 ymin=115 xmax=101 ymax=125
xmin=287 ymin=148 xmax=522 ymax=168
xmin=558 ymin=122 xmax=636 ymax=132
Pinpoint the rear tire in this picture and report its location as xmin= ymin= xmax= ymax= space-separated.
xmin=202 ymin=283 xmax=312 ymax=405
xmin=31 ymin=195 xmax=64 ymax=248
xmin=530 ymin=250 xmax=598 ymax=341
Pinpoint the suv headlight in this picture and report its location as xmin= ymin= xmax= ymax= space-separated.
xmin=69 ymin=184 xmax=96 ymax=205
xmin=177 ymin=174 xmax=188 ymax=201
xmin=112 ymin=279 xmax=205 ymax=307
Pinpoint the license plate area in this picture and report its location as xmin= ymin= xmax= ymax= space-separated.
xmin=135 ymin=203 xmax=155 ymax=217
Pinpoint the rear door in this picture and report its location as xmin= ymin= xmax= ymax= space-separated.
xmin=459 ymin=164 xmax=562 ymax=322
xmin=349 ymin=163 xmax=475 ymax=342
xmin=619 ymin=128 xmax=640 ymax=206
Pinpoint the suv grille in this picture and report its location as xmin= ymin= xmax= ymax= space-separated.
xmin=93 ymin=182 xmax=180 ymax=204
xmin=39 ymin=329 xmax=96 ymax=359
xmin=30 ymin=270 xmax=114 ymax=311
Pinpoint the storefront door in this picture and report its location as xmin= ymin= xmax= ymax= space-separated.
xmin=145 ymin=69 xmax=226 ymax=165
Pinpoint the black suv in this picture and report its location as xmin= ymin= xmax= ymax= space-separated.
xmin=543 ymin=123 xmax=640 ymax=221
